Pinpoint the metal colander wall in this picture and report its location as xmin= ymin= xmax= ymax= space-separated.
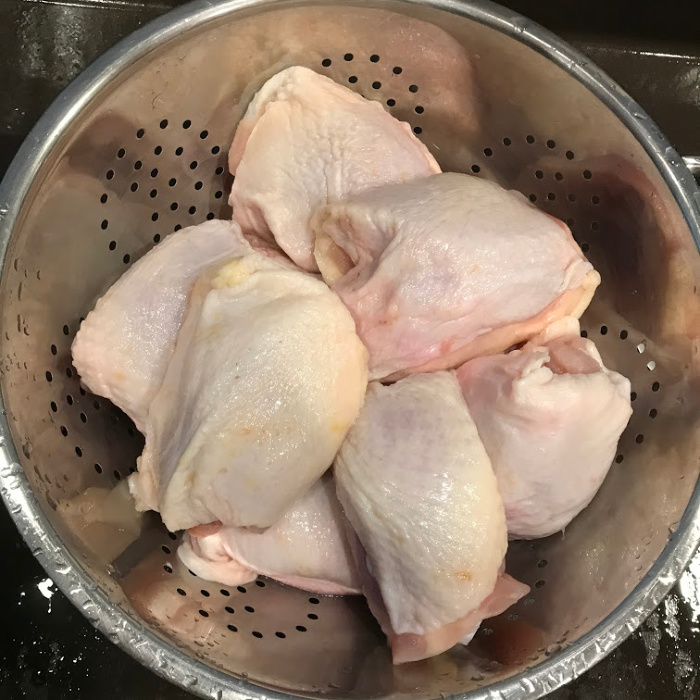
xmin=0 ymin=2 xmax=699 ymax=699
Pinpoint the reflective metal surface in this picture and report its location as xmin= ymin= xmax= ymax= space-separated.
xmin=0 ymin=1 xmax=699 ymax=699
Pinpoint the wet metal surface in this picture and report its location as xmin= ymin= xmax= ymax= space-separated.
xmin=0 ymin=0 xmax=698 ymax=698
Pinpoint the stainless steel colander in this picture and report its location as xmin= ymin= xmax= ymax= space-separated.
xmin=0 ymin=0 xmax=699 ymax=698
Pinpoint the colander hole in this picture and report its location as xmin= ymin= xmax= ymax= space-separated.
xmin=566 ymin=150 xmax=575 ymax=160
xmin=62 ymin=324 xmax=69 ymax=335
xmin=483 ymin=147 xmax=493 ymax=157
xmin=652 ymin=381 xmax=660 ymax=392
xmin=600 ymin=325 xmax=608 ymax=335
xmin=321 ymin=58 xmax=331 ymax=67
xmin=168 ymin=178 xmax=177 ymax=187
xmin=108 ymin=241 xmax=116 ymax=251
xmin=348 ymin=76 xmax=358 ymax=84
xmin=177 ymin=588 xmax=186 ymax=596
xmin=162 ymin=545 xmax=171 ymax=554
xmin=211 ymin=146 xmax=221 ymax=155
xmin=309 ymin=597 xmax=319 ymax=604
xmin=200 ymin=130 xmax=209 ymax=139
xmin=547 ymin=193 xmax=555 ymax=201
xmin=94 ymin=463 xmax=102 ymax=474
xmin=201 ymin=589 xmax=211 ymax=597
xmin=369 ymin=54 xmax=380 ymax=63
xmin=392 ymin=66 xmax=403 ymax=75
xmin=567 ymin=194 xmax=576 ymax=203
xmin=206 ymin=213 xmax=215 ymax=220
xmin=566 ymin=217 xmax=574 ymax=227
xmin=409 ymin=84 xmax=418 ymax=93
xmin=647 ymin=360 xmax=656 ymax=371
xmin=214 ymin=191 xmax=223 ymax=199
xmin=580 ymin=329 xmax=588 ymax=338
xmin=60 ymin=426 xmax=68 ymax=437
xmin=372 ymin=81 xmax=381 ymax=89
xmin=174 ymin=224 xmax=182 ymax=232
xmin=194 ymin=181 xmax=203 ymax=191
xmin=225 ymin=605 xmax=235 ymax=614
xmin=307 ymin=613 xmax=318 ymax=620
xmin=649 ymin=408 xmax=658 ymax=418
xmin=189 ymin=161 xmax=198 ymax=170
xmin=503 ymin=137 xmax=512 ymax=146
xmin=66 ymin=394 xmax=73 ymax=405
xmin=151 ymin=213 xmax=159 ymax=222
xmin=166 ymin=531 xmax=177 ymax=541
xmin=137 ymin=129 xmax=145 ymax=139
xmin=150 ymin=168 xmax=158 ymax=178
xmin=113 ymin=470 xmax=121 ymax=481
xmin=45 ymin=371 xmax=52 ymax=382
xmin=619 ymin=330 xmax=628 ymax=339
xmin=199 ymin=610 xmax=209 ymax=618
xmin=413 ymin=127 xmax=422 ymax=135
xmin=555 ymin=172 xmax=563 ymax=181
xmin=75 ymin=446 xmax=82 ymax=457
xmin=526 ymin=135 xmax=535 ymax=144
xmin=386 ymin=99 xmax=396 ymax=107
xmin=583 ymin=169 xmax=592 ymax=179
xmin=631 ymin=391 xmax=637 ymax=401
xmin=535 ymin=580 xmax=546 ymax=589
xmin=615 ymin=454 xmax=624 ymax=463
xmin=164 ymin=565 xmax=172 ymax=573
xmin=154 ymin=145 xmax=162 ymax=155
xmin=160 ymin=119 xmax=168 ymax=129
xmin=481 ymin=627 xmax=493 ymax=636
xmin=150 ymin=189 xmax=158 ymax=198
xmin=255 ymin=580 xmax=265 ymax=588
xmin=220 ymin=589 xmax=230 ymax=596
xmin=50 ymin=344 xmax=57 ymax=355
xmin=245 ymin=606 xmax=255 ymax=613
xmin=508 ymin=612 xmax=519 ymax=621
xmin=106 ymin=170 xmax=114 ymax=180
xmin=581 ymin=243 xmax=590 ymax=253
xmin=66 ymin=367 xmax=73 ymax=378
xmin=130 ymin=183 xmax=138 ymax=192
xmin=80 ymin=413 xmax=87 ymax=423
xmin=591 ymin=221 xmax=600 ymax=231
xmin=537 ymin=559 xmax=548 ymax=568
xmin=153 ymin=234 xmax=161 ymax=243
xmin=189 ymin=206 xmax=197 ymax=215
xmin=636 ymin=434 xmax=645 ymax=444
xmin=252 ymin=631 xmax=263 ymax=638
xmin=100 ymin=194 xmax=108 ymax=204
xmin=134 ymin=161 xmax=142 ymax=171
xmin=535 ymin=171 xmax=544 ymax=179
xmin=100 ymin=219 xmax=109 ymax=230
xmin=170 ymin=203 xmax=178 ymax=211
xmin=275 ymin=632 xmax=286 ymax=638
xmin=529 ymin=194 xmax=537 ymax=202
xmin=415 ymin=105 xmax=424 ymax=114
xmin=50 ymin=401 xmax=58 ymax=412
xmin=470 ymin=164 xmax=480 ymax=173
xmin=183 ymin=120 xmax=192 ymax=129
xmin=344 ymin=53 xmax=353 ymax=61
xmin=227 ymin=624 xmax=238 ymax=632
xmin=175 ymin=147 xmax=183 ymax=156
xmin=546 ymin=139 xmax=556 ymax=149
xmin=215 ymin=166 xmax=224 ymax=175
xmin=237 ymin=586 xmax=246 ymax=593
xmin=117 ymin=148 xmax=126 ymax=159
xmin=592 ymin=195 xmax=600 ymax=204
xmin=637 ymin=342 xmax=646 ymax=354
xmin=296 ymin=626 xmax=307 ymax=632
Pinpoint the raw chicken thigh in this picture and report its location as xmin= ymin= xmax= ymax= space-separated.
xmin=335 ymin=373 xmax=528 ymax=663
xmin=312 ymin=172 xmax=600 ymax=380
xmin=178 ymin=473 xmax=361 ymax=595
xmin=457 ymin=317 xmax=632 ymax=539
xmin=229 ymin=66 xmax=440 ymax=271
xmin=129 ymin=253 xmax=368 ymax=532
xmin=72 ymin=220 xmax=246 ymax=430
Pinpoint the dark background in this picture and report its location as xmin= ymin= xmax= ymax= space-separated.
xmin=0 ymin=0 xmax=699 ymax=698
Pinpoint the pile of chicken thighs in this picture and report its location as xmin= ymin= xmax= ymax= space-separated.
xmin=72 ymin=66 xmax=632 ymax=664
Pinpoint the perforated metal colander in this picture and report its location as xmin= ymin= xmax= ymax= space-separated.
xmin=0 ymin=0 xmax=699 ymax=698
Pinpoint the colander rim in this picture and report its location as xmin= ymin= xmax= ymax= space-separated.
xmin=0 ymin=0 xmax=698 ymax=698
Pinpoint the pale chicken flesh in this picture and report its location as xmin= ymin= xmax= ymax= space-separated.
xmin=178 ymin=473 xmax=361 ymax=595
xmin=457 ymin=317 xmax=632 ymax=540
xmin=129 ymin=253 xmax=368 ymax=532
xmin=312 ymin=172 xmax=600 ymax=380
xmin=334 ymin=373 xmax=528 ymax=664
xmin=72 ymin=220 xmax=246 ymax=430
xmin=229 ymin=66 xmax=440 ymax=271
